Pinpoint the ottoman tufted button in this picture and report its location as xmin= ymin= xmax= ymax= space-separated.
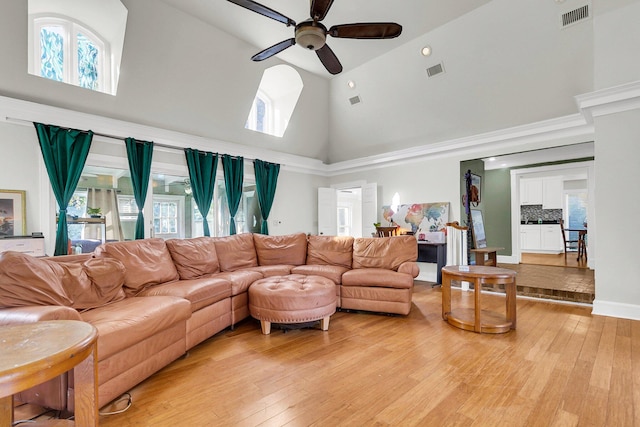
xmin=248 ymin=274 xmax=337 ymax=335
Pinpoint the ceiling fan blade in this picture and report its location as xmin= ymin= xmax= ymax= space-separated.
xmin=329 ymin=23 xmax=402 ymax=39
xmin=310 ymin=0 xmax=335 ymax=22
xmin=251 ymin=38 xmax=296 ymax=61
xmin=227 ymin=0 xmax=295 ymax=26
xmin=316 ymin=44 xmax=343 ymax=75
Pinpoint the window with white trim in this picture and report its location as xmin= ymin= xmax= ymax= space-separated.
xmin=28 ymin=0 xmax=128 ymax=95
xmin=31 ymin=16 xmax=110 ymax=93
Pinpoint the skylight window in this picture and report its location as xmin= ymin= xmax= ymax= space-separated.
xmin=245 ymin=65 xmax=303 ymax=138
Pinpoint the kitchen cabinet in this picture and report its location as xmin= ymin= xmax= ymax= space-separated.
xmin=520 ymin=224 xmax=563 ymax=253
xmin=540 ymin=224 xmax=563 ymax=251
xmin=519 ymin=178 xmax=543 ymax=205
xmin=542 ymin=177 xmax=563 ymax=209
xmin=520 ymin=225 xmax=541 ymax=250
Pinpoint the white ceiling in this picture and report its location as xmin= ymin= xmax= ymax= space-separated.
xmin=160 ymin=0 xmax=491 ymax=77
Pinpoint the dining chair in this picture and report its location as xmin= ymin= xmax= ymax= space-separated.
xmin=376 ymin=226 xmax=398 ymax=237
xmin=560 ymin=219 xmax=581 ymax=262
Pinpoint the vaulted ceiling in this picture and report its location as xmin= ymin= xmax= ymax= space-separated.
xmin=160 ymin=0 xmax=492 ymax=77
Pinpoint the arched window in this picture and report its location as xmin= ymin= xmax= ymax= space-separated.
xmin=33 ymin=17 xmax=108 ymax=92
xmin=28 ymin=0 xmax=128 ymax=95
xmin=246 ymin=90 xmax=273 ymax=134
xmin=245 ymin=65 xmax=303 ymax=138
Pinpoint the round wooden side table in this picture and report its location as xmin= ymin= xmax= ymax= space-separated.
xmin=441 ymin=265 xmax=517 ymax=334
xmin=0 ymin=320 xmax=98 ymax=426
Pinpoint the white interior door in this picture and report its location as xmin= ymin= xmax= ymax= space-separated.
xmin=361 ymin=182 xmax=377 ymax=238
xmin=318 ymin=187 xmax=337 ymax=236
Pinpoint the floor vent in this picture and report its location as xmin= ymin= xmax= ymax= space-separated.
xmin=561 ymin=4 xmax=590 ymax=28
xmin=349 ymin=95 xmax=361 ymax=106
xmin=426 ymin=63 xmax=445 ymax=78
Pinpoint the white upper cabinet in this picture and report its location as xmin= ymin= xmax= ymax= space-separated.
xmin=542 ymin=177 xmax=563 ymax=209
xmin=519 ymin=178 xmax=543 ymax=205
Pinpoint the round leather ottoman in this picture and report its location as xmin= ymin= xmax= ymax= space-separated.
xmin=248 ymin=274 xmax=337 ymax=335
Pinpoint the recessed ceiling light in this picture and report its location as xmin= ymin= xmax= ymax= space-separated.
xmin=421 ymin=45 xmax=432 ymax=57
xmin=347 ymin=80 xmax=356 ymax=89
xmin=488 ymin=157 xmax=496 ymax=161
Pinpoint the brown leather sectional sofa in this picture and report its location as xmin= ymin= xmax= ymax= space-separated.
xmin=0 ymin=233 xmax=418 ymax=413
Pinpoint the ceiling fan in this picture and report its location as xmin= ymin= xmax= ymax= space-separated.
xmin=227 ymin=0 xmax=402 ymax=75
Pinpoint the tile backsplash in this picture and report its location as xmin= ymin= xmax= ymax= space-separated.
xmin=520 ymin=205 xmax=562 ymax=222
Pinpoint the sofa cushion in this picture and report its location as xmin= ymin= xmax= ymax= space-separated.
xmin=0 ymin=251 xmax=72 ymax=307
xmin=215 ymin=270 xmax=264 ymax=295
xmin=253 ymin=233 xmax=307 ymax=266
xmin=243 ymin=265 xmax=293 ymax=277
xmin=58 ymin=258 xmax=127 ymax=309
xmin=342 ymin=268 xmax=414 ymax=289
xmin=213 ymin=234 xmax=258 ymax=272
xmin=290 ymin=264 xmax=349 ymax=285
xmin=80 ymin=296 xmax=191 ymax=360
xmin=95 ymin=238 xmax=179 ymax=296
xmin=306 ymin=235 xmax=354 ymax=269
xmin=352 ymin=236 xmax=417 ymax=271
xmin=137 ymin=276 xmax=231 ymax=312
xmin=166 ymin=237 xmax=220 ymax=279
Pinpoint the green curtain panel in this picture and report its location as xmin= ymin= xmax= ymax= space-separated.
xmin=185 ymin=148 xmax=218 ymax=236
xmin=125 ymin=138 xmax=154 ymax=239
xmin=222 ymin=154 xmax=244 ymax=235
xmin=253 ymin=159 xmax=280 ymax=235
xmin=34 ymin=123 xmax=93 ymax=256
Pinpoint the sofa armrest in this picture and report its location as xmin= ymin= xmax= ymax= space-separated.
xmin=398 ymin=261 xmax=420 ymax=278
xmin=0 ymin=306 xmax=82 ymax=325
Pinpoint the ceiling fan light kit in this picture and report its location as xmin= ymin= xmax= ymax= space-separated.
xmin=296 ymin=22 xmax=327 ymax=50
xmin=227 ymin=0 xmax=402 ymax=75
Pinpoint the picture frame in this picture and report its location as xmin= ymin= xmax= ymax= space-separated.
xmin=470 ymin=209 xmax=487 ymax=249
xmin=470 ymin=173 xmax=481 ymax=204
xmin=0 ymin=189 xmax=26 ymax=237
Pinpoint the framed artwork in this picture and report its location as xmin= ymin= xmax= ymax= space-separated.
xmin=470 ymin=173 xmax=481 ymax=204
xmin=470 ymin=209 xmax=487 ymax=249
xmin=0 ymin=189 xmax=26 ymax=236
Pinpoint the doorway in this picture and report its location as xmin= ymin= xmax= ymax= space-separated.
xmin=317 ymin=183 xmax=377 ymax=237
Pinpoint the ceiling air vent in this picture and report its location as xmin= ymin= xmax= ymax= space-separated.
xmin=561 ymin=4 xmax=590 ymax=28
xmin=426 ymin=63 xmax=445 ymax=78
xmin=349 ymin=95 xmax=361 ymax=106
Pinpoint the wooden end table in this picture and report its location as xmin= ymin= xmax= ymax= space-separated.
xmin=442 ymin=265 xmax=517 ymax=334
xmin=0 ymin=321 xmax=98 ymax=426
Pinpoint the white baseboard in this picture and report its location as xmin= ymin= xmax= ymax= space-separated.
xmin=497 ymin=255 xmax=518 ymax=264
xmin=592 ymin=299 xmax=640 ymax=321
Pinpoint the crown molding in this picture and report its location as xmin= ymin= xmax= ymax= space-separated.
xmin=576 ymin=80 xmax=640 ymax=123
xmin=325 ymin=114 xmax=593 ymax=175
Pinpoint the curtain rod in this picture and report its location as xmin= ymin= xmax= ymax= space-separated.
xmin=5 ymin=116 xmax=182 ymax=151
xmin=5 ymin=116 xmax=268 ymax=163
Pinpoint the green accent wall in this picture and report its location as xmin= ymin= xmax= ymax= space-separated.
xmin=484 ymin=169 xmax=512 ymax=255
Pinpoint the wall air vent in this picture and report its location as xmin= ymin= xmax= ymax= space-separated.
xmin=349 ymin=95 xmax=361 ymax=106
xmin=561 ymin=4 xmax=590 ymax=28
xmin=426 ymin=63 xmax=445 ymax=78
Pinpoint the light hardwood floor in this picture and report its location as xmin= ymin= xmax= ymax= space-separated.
xmin=30 ymin=282 xmax=629 ymax=426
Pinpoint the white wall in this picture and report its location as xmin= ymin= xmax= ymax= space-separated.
xmin=592 ymin=109 xmax=640 ymax=318
xmin=0 ymin=122 xmax=45 ymax=236
xmin=593 ymin=0 xmax=640 ymax=89
xmin=328 ymin=0 xmax=594 ymax=163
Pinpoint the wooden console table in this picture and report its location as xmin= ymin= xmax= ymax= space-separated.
xmin=441 ymin=265 xmax=517 ymax=334
xmin=470 ymin=246 xmax=504 ymax=266
xmin=417 ymin=242 xmax=446 ymax=284
xmin=0 ymin=321 xmax=98 ymax=426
